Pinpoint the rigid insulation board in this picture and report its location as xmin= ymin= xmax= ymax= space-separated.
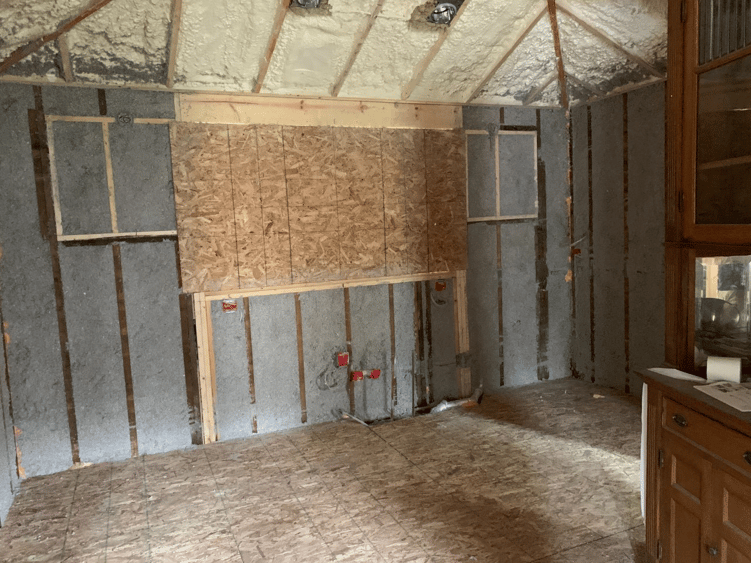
xmin=120 ymin=241 xmax=189 ymax=454
xmin=539 ymin=108 xmax=572 ymax=381
xmin=427 ymin=278 xmax=458 ymax=402
xmin=467 ymin=223 xmax=502 ymax=392
xmin=109 ymin=123 xmax=176 ymax=233
xmin=571 ymin=103 xmax=593 ymax=380
xmin=59 ymin=245 xmax=131 ymax=463
xmin=392 ymin=282 xmax=417 ymax=419
xmin=591 ymin=96 xmax=626 ymax=389
xmin=627 ymin=84 xmax=665 ymax=382
xmin=462 ymin=105 xmax=502 ymax=131
xmin=466 ymin=133 xmax=497 ymax=218
xmin=350 ymin=285 xmax=391 ymax=422
xmin=0 ymin=83 xmax=72 ymax=477
xmin=249 ymin=294 xmax=302 ymax=434
xmin=211 ymin=299 xmax=255 ymax=441
xmin=52 ymin=121 xmax=112 ymax=236
xmin=500 ymin=222 xmax=538 ymax=387
xmin=299 ymin=289 xmax=349 ymax=425
xmin=499 ymin=133 xmax=537 ymax=217
xmin=41 ymin=85 xmax=101 ymax=116
xmin=104 ymin=89 xmax=175 ymax=120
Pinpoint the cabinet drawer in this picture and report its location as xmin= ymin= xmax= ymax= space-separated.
xmin=663 ymin=397 xmax=751 ymax=475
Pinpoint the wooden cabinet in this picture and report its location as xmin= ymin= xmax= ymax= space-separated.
xmin=642 ymin=370 xmax=751 ymax=562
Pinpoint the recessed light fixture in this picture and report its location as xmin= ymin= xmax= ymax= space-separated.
xmin=294 ymin=0 xmax=321 ymax=8
xmin=428 ymin=2 xmax=457 ymax=24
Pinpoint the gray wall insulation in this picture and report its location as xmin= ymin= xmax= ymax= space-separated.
xmin=570 ymin=82 xmax=665 ymax=393
xmin=0 ymin=303 xmax=16 ymax=526
xmin=464 ymin=105 xmax=571 ymax=392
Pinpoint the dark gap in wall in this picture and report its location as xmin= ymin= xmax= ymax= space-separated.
xmin=0 ymin=290 xmax=17 ymax=488
xmin=112 ymin=243 xmax=139 ymax=458
xmin=567 ymin=110 xmax=580 ymax=380
xmin=623 ymin=93 xmax=631 ymax=395
xmin=60 ymin=236 xmax=178 ymax=248
xmin=28 ymin=94 xmax=80 ymax=464
xmin=97 ymin=89 xmax=107 ymax=117
xmin=344 ymin=288 xmax=355 ymax=414
xmin=425 ymin=281 xmax=434 ymax=404
xmin=587 ymin=105 xmax=595 ymax=383
xmin=389 ymin=285 xmax=396 ymax=419
xmin=499 ymin=125 xmax=537 ymax=132
xmin=536 ymin=110 xmax=550 ymax=381
xmin=414 ymin=282 xmax=425 ymax=406
xmin=29 ymin=92 xmax=50 ymax=242
xmin=243 ymin=297 xmax=256 ymax=404
xmin=294 ymin=293 xmax=307 ymax=424
xmin=178 ymin=294 xmax=202 ymax=445
xmin=496 ymin=224 xmax=504 ymax=387
xmin=174 ymin=241 xmax=183 ymax=290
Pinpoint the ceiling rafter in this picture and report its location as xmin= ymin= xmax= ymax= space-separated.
xmin=565 ymin=72 xmax=606 ymax=98
xmin=254 ymin=0 xmax=292 ymax=94
xmin=547 ymin=0 xmax=568 ymax=108
xmin=524 ymin=70 xmax=557 ymax=105
xmin=465 ymin=3 xmax=546 ymax=103
xmin=332 ymin=0 xmax=385 ymax=97
xmin=165 ymin=0 xmax=183 ymax=88
xmin=0 ymin=0 xmax=116 ymax=76
xmin=401 ymin=0 xmax=473 ymax=101
xmin=56 ymin=34 xmax=75 ymax=82
xmin=556 ymin=0 xmax=664 ymax=79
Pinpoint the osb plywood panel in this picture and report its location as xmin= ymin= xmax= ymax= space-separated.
xmin=172 ymin=124 xmax=467 ymax=292
xmin=178 ymin=236 xmax=239 ymax=293
xmin=171 ymin=123 xmax=234 ymax=239
xmin=425 ymin=129 xmax=466 ymax=203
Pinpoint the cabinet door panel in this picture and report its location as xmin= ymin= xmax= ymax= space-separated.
xmin=715 ymin=468 xmax=751 ymax=561
xmin=661 ymin=433 xmax=712 ymax=563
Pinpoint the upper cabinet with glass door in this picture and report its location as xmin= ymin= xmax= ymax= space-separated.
xmin=683 ymin=0 xmax=751 ymax=242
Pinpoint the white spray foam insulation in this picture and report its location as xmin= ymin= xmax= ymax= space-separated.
xmin=338 ymin=0 xmax=440 ymax=100
xmin=0 ymin=0 xmax=89 ymax=52
xmin=532 ymin=76 xmax=561 ymax=106
xmin=563 ymin=0 xmax=667 ymax=67
xmin=409 ymin=0 xmax=546 ymax=103
xmin=66 ymin=0 xmax=171 ymax=84
xmin=473 ymin=15 xmax=557 ymax=106
xmin=558 ymin=12 xmax=653 ymax=95
xmin=262 ymin=0 xmax=381 ymax=96
xmin=176 ymin=0 xmax=280 ymax=91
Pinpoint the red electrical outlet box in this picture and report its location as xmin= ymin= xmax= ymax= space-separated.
xmin=369 ymin=369 xmax=381 ymax=380
xmin=222 ymin=299 xmax=238 ymax=313
xmin=434 ymin=280 xmax=447 ymax=292
xmin=337 ymin=352 xmax=349 ymax=367
xmin=352 ymin=370 xmax=364 ymax=381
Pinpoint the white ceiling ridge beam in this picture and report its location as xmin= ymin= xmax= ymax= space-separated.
xmin=464 ymin=3 xmax=546 ymax=104
xmin=331 ymin=0 xmax=386 ymax=97
xmin=555 ymin=0 xmax=664 ymax=79
xmin=0 ymin=0 xmax=116 ymax=75
xmin=565 ymin=71 xmax=606 ymax=97
xmin=165 ymin=0 xmax=183 ymax=88
xmin=401 ymin=0 xmax=473 ymax=101
xmin=254 ymin=0 xmax=291 ymax=94
xmin=523 ymin=70 xmax=558 ymax=105
xmin=56 ymin=34 xmax=75 ymax=82
xmin=547 ymin=0 xmax=568 ymax=108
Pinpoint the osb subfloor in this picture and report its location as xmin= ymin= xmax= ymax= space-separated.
xmin=0 ymin=378 xmax=646 ymax=562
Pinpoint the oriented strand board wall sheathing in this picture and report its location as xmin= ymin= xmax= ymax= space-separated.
xmin=426 ymin=129 xmax=468 ymax=272
xmin=382 ymin=129 xmax=428 ymax=276
xmin=171 ymin=122 xmax=238 ymax=292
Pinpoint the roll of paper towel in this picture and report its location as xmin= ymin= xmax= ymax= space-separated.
xmin=706 ymin=356 xmax=742 ymax=383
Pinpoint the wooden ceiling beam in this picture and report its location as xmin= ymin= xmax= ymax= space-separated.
xmin=547 ymin=0 xmax=568 ymax=108
xmin=0 ymin=0 xmax=116 ymax=75
xmin=254 ymin=0 xmax=291 ymax=94
xmin=165 ymin=0 xmax=183 ymax=88
xmin=331 ymin=0 xmax=385 ymax=97
xmin=565 ymin=71 xmax=606 ymax=98
xmin=465 ymin=4 xmax=546 ymax=103
xmin=56 ymin=34 xmax=74 ymax=82
xmin=401 ymin=0 xmax=473 ymax=101
xmin=556 ymin=0 xmax=664 ymax=79
xmin=523 ymin=71 xmax=557 ymax=105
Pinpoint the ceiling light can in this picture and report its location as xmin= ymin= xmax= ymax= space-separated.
xmin=295 ymin=0 xmax=321 ymax=8
xmin=428 ymin=2 xmax=457 ymax=24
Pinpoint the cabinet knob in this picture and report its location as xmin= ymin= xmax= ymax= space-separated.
xmin=672 ymin=413 xmax=688 ymax=428
xmin=707 ymin=546 xmax=719 ymax=557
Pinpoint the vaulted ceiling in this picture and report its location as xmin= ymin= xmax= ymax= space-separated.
xmin=0 ymin=0 xmax=667 ymax=107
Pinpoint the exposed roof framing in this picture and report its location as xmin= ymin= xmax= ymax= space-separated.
xmin=465 ymin=4 xmax=546 ymax=103
xmin=254 ymin=0 xmax=292 ymax=94
xmin=165 ymin=0 xmax=183 ymax=88
xmin=0 ymin=0 xmax=116 ymax=75
xmin=524 ymin=70 xmax=557 ymax=105
xmin=401 ymin=0 xmax=473 ymax=100
xmin=332 ymin=0 xmax=385 ymax=97
xmin=547 ymin=0 xmax=568 ymax=108
xmin=56 ymin=34 xmax=74 ymax=82
xmin=556 ymin=0 xmax=664 ymax=80
xmin=565 ymin=72 xmax=606 ymax=98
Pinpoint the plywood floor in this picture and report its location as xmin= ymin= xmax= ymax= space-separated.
xmin=0 ymin=378 xmax=645 ymax=562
